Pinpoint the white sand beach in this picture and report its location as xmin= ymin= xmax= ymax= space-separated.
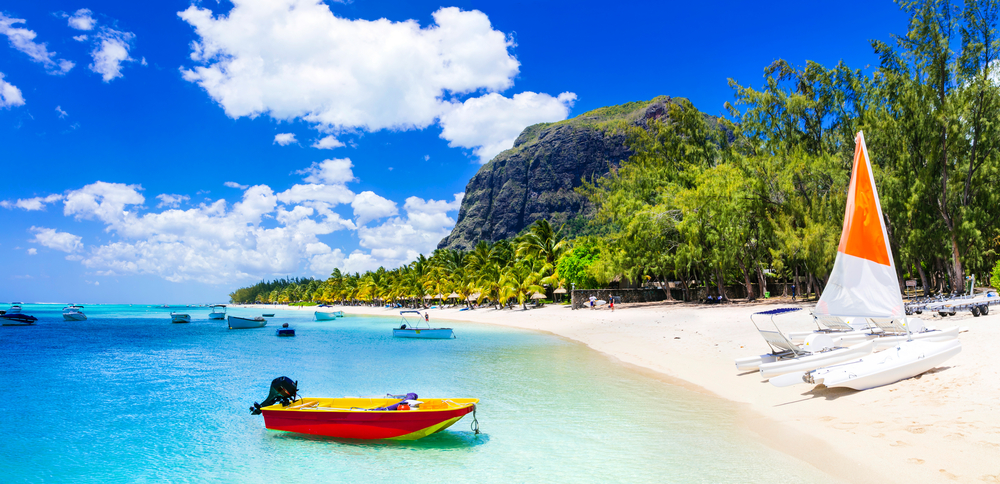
xmin=238 ymin=300 xmax=1000 ymax=483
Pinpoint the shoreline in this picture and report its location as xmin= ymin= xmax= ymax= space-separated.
xmin=235 ymin=301 xmax=999 ymax=483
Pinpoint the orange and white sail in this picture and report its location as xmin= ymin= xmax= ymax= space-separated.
xmin=815 ymin=131 xmax=904 ymax=319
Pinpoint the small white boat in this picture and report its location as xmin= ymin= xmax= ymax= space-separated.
xmin=393 ymin=310 xmax=454 ymax=339
xmin=7 ymin=303 xmax=23 ymax=314
xmin=63 ymin=305 xmax=87 ymax=321
xmin=771 ymin=339 xmax=962 ymax=390
xmin=171 ymin=312 xmax=191 ymax=323
xmin=228 ymin=315 xmax=267 ymax=329
xmin=315 ymin=311 xmax=338 ymax=321
xmin=209 ymin=305 xmax=227 ymax=320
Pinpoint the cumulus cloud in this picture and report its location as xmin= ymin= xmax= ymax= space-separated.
xmin=312 ymin=135 xmax=344 ymax=149
xmin=73 ymin=34 xmax=88 ymax=42
xmin=67 ymin=9 xmax=96 ymax=31
xmin=177 ymin=1 xmax=574 ymax=160
xmin=89 ymin=28 xmax=135 ymax=82
xmin=30 ymin=226 xmax=83 ymax=253
xmin=352 ymin=191 xmax=398 ymax=227
xmin=64 ymin=181 xmax=145 ymax=225
xmin=356 ymin=193 xmax=464 ymax=267
xmin=296 ymin=158 xmax=356 ymax=185
xmin=0 ymin=72 xmax=25 ymax=108
xmin=27 ymin=248 xmax=37 ymax=255
xmin=156 ymin=194 xmax=190 ymax=208
xmin=440 ymin=91 xmax=577 ymax=162
xmin=224 ymin=181 xmax=248 ymax=189
xmin=0 ymin=14 xmax=74 ymax=74
xmin=1 ymin=193 xmax=63 ymax=211
xmin=274 ymin=133 xmax=297 ymax=145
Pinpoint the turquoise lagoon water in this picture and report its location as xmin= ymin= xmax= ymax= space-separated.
xmin=0 ymin=304 xmax=834 ymax=483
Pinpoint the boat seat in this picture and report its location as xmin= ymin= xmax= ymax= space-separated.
xmin=758 ymin=329 xmax=801 ymax=356
xmin=814 ymin=316 xmax=855 ymax=332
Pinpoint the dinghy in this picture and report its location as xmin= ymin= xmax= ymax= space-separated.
xmin=771 ymin=131 xmax=960 ymax=390
xmin=228 ymin=315 xmax=267 ymax=329
xmin=315 ymin=311 xmax=338 ymax=321
xmin=250 ymin=377 xmax=478 ymax=440
xmin=393 ymin=310 xmax=455 ymax=339
xmin=170 ymin=312 xmax=191 ymax=323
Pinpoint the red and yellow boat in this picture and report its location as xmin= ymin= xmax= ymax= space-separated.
xmin=258 ymin=396 xmax=479 ymax=440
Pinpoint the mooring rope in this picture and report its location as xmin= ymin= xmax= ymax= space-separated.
xmin=471 ymin=408 xmax=480 ymax=435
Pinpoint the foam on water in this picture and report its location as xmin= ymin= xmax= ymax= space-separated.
xmin=0 ymin=304 xmax=834 ymax=483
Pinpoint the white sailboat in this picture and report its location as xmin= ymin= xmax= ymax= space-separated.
xmin=772 ymin=131 xmax=961 ymax=391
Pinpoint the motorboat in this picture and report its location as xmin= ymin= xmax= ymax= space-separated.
xmin=209 ymin=305 xmax=227 ymax=320
xmin=768 ymin=131 xmax=960 ymax=390
xmin=262 ymin=313 xmax=275 ymax=317
xmin=171 ymin=312 xmax=191 ymax=323
xmin=393 ymin=310 xmax=455 ymax=339
xmin=315 ymin=310 xmax=338 ymax=321
xmin=250 ymin=377 xmax=478 ymax=440
xmin=63 ymin=305 xmax=87 ymax=321
xmin=1 ymin=313 xmax=37 ymax=326
xmin=228 ymin=315 xmax=267 ymax=329
xmin=277 ymin=323 xmax=295 ymax=337
xmin=7 ymin=303 xmax=23 ymax=314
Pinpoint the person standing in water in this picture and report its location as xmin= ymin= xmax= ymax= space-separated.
xmin=424 ymin=312 xmax=429 ymax=322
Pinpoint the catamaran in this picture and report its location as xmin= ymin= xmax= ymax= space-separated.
xmin=770 ymin=131 xmax=961 ymax=391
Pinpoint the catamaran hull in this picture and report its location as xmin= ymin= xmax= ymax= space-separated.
xmin=393 ymin=328 xmax=455 ymax=339
xmin=262 ymin=404 xmax=474 ymax=440
xmin=759 ymin=340 xmax=876 ymax=379
xmin=315 ymin=311 xmax=338 ymax=321
xmin=871 ymin=327 xmax=960 ymax=351
xmin=813 ymin=339 xmax=962 ymax=391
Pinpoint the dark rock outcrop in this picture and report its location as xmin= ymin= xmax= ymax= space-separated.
xmin=437 ymin=96 xmax=680 ymax=251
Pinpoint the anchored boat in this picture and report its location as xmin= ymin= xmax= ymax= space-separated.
xmin=62 ymin=305 xmax=87 ymax=321
xmin=393 ymin=310 xmax=454 ymax=339
xmin=170 ymin=312 xmax=191 ymax=323
xmin=250 ymin=377 xmax=478 ymax=440
xmin=209 ymin=305 xmax=227 ymax=320
xmin=228 ymin=315 xmax=267 ymax=329
xmin=1 ymin=313 xmax=37 ymax=326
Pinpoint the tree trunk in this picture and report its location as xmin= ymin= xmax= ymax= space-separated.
xmin=736 ymin=257 xmax=755 ymax=300
xmin=715 ymin=267 xmax=728 ymax=302
xmin=917 ymin=261 xmax=930 ymax=297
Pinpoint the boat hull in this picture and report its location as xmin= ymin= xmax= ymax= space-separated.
xmin=871 ymin=326 xmax=960 ymax=351
xmin=63 ymin=313 xmax=87 ymax=321
xmin=228 ymin=316 xmax=266 ymax=329
xmin=393 ymin=328 xmax=455 ymax=339
xmin=315 ymin=311 xmax=338 ymax=321
xmin=1 ymin=314 xmax=36 ymax=326
xmin=208 ymin=313 xmax=226 ymax=320
xmin=171 ymin=314 xmax=191 ymax=323
xmin=759 ymin=340 xmax=876 ymax=379
xmin=814 ymin=339 xmax=962 ymax=391
xmin=261 ymin=398 xmax=476 ymax=440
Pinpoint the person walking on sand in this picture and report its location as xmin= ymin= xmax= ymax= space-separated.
xmin=609 ymin=297 xmax=614 ymax=311
xmin=424 ymin=312 xmax=429 ymax=322
xmin=589 ymin=295 xmax=596 ymax=309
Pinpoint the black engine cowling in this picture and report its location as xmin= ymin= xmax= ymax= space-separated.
xmin=250 ymin=376 xmax=298 ymax=415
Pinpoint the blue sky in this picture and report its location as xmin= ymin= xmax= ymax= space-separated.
xmin=0 ymin=0 xmax=909 ymax=303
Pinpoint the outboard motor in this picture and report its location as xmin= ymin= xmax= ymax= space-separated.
xmin=250 ymin=376 xmax=299 ymax=415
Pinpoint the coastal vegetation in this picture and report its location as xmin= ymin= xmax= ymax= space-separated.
xmin=231 ymin=0 xmax=1000 ymax=305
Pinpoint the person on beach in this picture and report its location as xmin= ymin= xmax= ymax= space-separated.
xmin=424 ymin=312 xmax=429 ymax=322
xmin=609 ymin=298 xmax=614 ymax=311
xmin=589 ymin=295 xmax=596 ymax=309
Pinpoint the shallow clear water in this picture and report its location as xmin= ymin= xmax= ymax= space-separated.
xmin=0 ymin=304 xmax=833 ymax=483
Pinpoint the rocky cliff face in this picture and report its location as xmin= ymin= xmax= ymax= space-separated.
xmin=438 ymin=96 xmax=678 ymax=251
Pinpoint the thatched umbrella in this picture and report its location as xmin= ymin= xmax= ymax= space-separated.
xmin=553 ymin=287 xmax=567 ymax=294
xmin=467 ymin=293 xmax=481 ymax=302
xmin=447 ymin=292 xmax=459 ymax=299
xmin=530 ymin=292 xmax=546 ymax=299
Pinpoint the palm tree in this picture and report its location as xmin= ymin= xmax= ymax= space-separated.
xmin=517 ymin=219 xmax=568 ymax=267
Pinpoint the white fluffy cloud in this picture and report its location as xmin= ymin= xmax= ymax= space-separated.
xmin=440 ymin=91 xmax=577 ymax=162
xmin=27 ymin=248 xmax=37 ymax=255
xmin=0 ymin=72 xmax=24 ymax=108
xmin=178 ymin=1 xmax=574 ymax=161
xmin=33 ymin=160 xmax=463 ymax=282
xmin=1 ymin=193 xmax=63 ymax=210
xmin=89 ymin=28 xmax=135 ymax=82
xmin=156 ymin=194 xmax=190 ymax=208
xmin=274 ymin=133 xmax=297 ymax=145
xmin=351 ymin=191 xmax=398 ymax=227
xmin=67 ymin=9 xmax=96 ymax=31
xmin=312 ymin=135 xmax=344 ymax=149
xmin=0 ymin=14 xmax=74 ymax=74
xmin=30 ymin=226 xmax=83 ymax=253
xmin=224 ymin=181 xmax=249 ymax=189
